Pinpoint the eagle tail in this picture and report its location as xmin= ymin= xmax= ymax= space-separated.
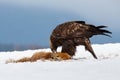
xmin=96 ymin=26 xmax=112 ymax=37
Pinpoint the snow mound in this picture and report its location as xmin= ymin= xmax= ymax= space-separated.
xmin=0 ymin=43 xmax=120 ymax=80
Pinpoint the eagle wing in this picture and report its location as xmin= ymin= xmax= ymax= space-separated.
xmin=52 ymin=22 xmax=93 ymax=40
xmin=52 ymin=21 xmax=112 ymax=40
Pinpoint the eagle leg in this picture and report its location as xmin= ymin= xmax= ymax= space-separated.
xmin=61 ymin=40 xmax=76 ymax=56
xmin=84 ymin=38 xmax=98 ymax=59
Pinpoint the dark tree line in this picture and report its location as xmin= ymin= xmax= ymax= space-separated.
xmin=0 ymin=44 xmax=44 ymax=51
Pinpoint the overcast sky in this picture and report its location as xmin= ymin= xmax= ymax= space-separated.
xmin=0 ymin=0 xmax=120 ymax=47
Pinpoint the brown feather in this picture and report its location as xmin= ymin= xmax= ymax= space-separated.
xmin=50 ymin=21 xmax=112 ymax=59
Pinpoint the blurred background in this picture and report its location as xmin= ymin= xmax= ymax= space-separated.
xmin=0 ymin=0 xmax=119 ymax=51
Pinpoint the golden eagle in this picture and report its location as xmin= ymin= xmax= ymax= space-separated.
xmin=50 ymin=21 xmax=112 ymax=59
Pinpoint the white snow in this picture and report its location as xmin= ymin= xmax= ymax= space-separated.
xmin=0 ymin=43 xmax=120 ymax=80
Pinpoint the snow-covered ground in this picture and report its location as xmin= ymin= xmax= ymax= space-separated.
xmin=0 ymin=43 xmax=120 ymax=80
